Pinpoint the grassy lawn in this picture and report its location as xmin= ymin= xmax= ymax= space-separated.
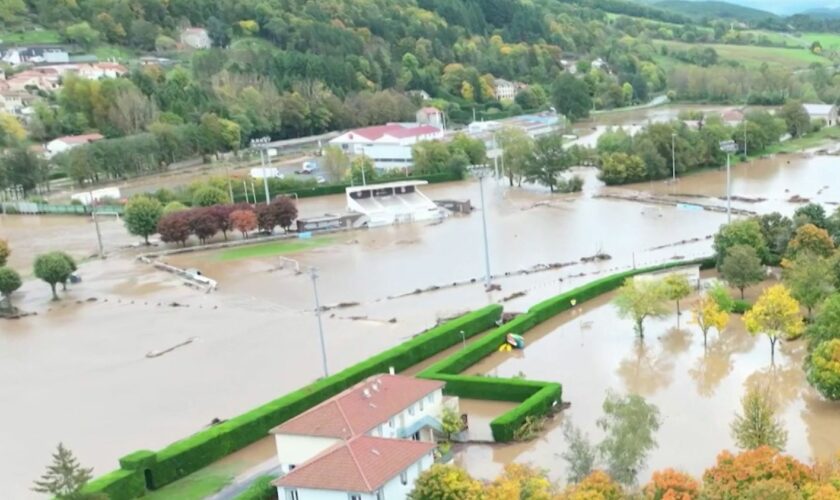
xmin=143 ymin=468 xmax=233 ymax=500
xmin=93 ymin=44 xmax=135 ymax=61
xmin=764 ymin=127 xmax=840 ymax=154
xmin=657 ymin=40 xmax=825 ymax=69
xmin=0 ymin=29 xmax=61 ymax=44
xmin=797 ymin=32 xmax=840 ymax=52
xmin=217 ymin=236 xmax=336 ymax=261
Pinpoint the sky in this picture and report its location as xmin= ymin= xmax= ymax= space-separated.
xmin=715 ymin=0 xmax=840 ymax=15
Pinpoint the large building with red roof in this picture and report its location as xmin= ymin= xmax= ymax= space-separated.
xmin=270 ymin=374 xmax=455 ymax=500
xmin=328 ymin=122 xmax=444 ymax=171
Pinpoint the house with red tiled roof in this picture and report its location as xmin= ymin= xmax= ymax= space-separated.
xmin=270 ymin=374 xmax=454 ymax=499
xmin=328 ymin=123 xmax=444 ymax=170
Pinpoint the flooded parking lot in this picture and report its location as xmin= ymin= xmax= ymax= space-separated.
xmin=2 ymin=105 xmax=840 ymax=497
xmin=456 ymin=283 xmax=840 ymax=483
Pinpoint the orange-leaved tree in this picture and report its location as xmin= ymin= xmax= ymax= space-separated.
xmin=644 ymin=469 xmax=700 ymax=500
xmin=702 ymin=446 xmax=812 ymax=499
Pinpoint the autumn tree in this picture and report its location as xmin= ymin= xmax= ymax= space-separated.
xmin=408 ymin=464 xmax=484 ymax=500
xmin=562 ymin=470 xmax=623 ymax=499
xmin=713 ymin=219 xmax=769 ymax=266
xmin=0 ymin=266 xmax=22 ymax=310
xmin=32 ymin=443 xmax=98 ymax=500
xmin=484 ymin=463 xmax=557 ymax=500
xmin=744 ymin=285 xmax=804 ymax=364
xmin=663 ymin=273 xmax=691 ymax=314
xmin=597 ymin=391 xmax=661 ymax=485
xmin=731 ymin=387 xmax=788 ymax=451
xmin=255 ymin=204 xmax=276 ymax=233
xmin=440 ymin=406 xmax=465 ymax=440
xmin=692 ymin=294 xmax=730 ymax=348
xmin=720 ymin=244 xmax=765 ymax=299
xmin=613 ymin=277 xmax=670 ymax=338
xmin=157 ymin=212 xmax=191 ymax=246
xmin=783 ymin=253 xmax=835 ymax=318
xmin=702 ymin=447 xmax=812 ymax=499
xmin=230 ymin=209 xmax=257 ymax=239
xmin=207 ymin=204 xmax=235 ymax=240
xmin=269 ymin=196 xmax=298 ymax=232
xmin=0 ymin=239 xmax=9 ymax=266
xmin=807 ymin=339 xmax=840 ymax=400
xmin=124 ymin=196 xmax=163 ymax=244
xmin=33 ymin=253 xmax=74 ymax=300
xmin=188 ymin=208 xmax=219 ymax=244
xmin=787 ymin=224 xmax=835 ymax=259
xmin=644 ymin=469 xmax=700 ymax=500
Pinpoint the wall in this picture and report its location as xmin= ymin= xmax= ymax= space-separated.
xmin=274 ymin=435 xmax=341 ymax=474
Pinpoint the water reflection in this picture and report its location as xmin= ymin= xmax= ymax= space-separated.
xmin=617 ymin=337 xmax=676 ymax=396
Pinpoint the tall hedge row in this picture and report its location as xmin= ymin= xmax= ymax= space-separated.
xmin=86 ymin=305 xmax=502 ymax=497
xmin=420 ymin=258 xmax=715 ymax=442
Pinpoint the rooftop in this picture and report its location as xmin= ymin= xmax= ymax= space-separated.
xmin=804 ymin=104 xmax=835 ymax=114
xmin=52 ymin=133 xmax=104 ymax=145
xmin=341 ymin=124 xmax=441 ymax=141
xmin=273 ymin=435 xmax=434 ymax=493
xmin=270 ymin=374 xmax=443 ymax=439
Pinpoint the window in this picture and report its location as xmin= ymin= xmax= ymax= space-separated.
xmin=419 ymin=399 xmax=424 ymax=411
xmin=427 ymin=394 xmax=433 ymax=404
xmin=375 ymin=489 xmax=384 ymax=500
xmin=389 ymin=417 xmax=395 ymax=428
xmin=376 ymin=425 xmax=382 ymax=436
xmin=412 ymin=431 xmax=421 ymax=441
xmin=400 ymin=470 xmax=408 ymax=485
xmin=349 ymin=494 xmax=362 ymax=500
xmin=286 ymin=489 xmax=299 ymax=500
xmin=288 ymin=464 xmax=296 ymax=471
xmin=408 ymin=404 xmax=415 ymax=416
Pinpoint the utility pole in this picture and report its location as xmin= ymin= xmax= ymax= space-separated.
xmin=89 ymin=190 xmax=104 ymax=259
xmin=479 ymin=173 xmax=491 ymax=288
xmin=309 ymin=267 xmax=329 ymax=378
xmin=360 ymin=147 xmax=368 ymax=186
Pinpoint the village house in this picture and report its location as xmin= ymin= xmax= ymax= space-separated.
xmin=493 ymin=78 xmax=517 ymax=102
xmin=329 ymin=123 xmax=443 ymax=170
xmin=45 ymin=133 xmax=104 ymax=158
xmin=1 ymin=68 xmax=60 ymax=93
xmin=0 ymin=90 xmax=35 ymax=116
xmin=803 ymin=103 xmax=839 ymax=126
xmin=270 ymin=374 xmax=454 ymax=499
xmin=415 ymin=107 xmax=443 ymax=128
xmin=180 ymin=27 xmax=212 ymax=49
xmin=1 ymin=46 xmax=69 ymax=67
xmin=720 ymin=108 xmax=745 ymax=125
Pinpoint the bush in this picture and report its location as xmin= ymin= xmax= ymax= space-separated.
xmin=93 ymin=305 xmax=502 ymax=492
xmin=807 ymin=339 xmax=840 ymax=400
xmin=234 ymin=475 xmax=277 ymax=500
xmin=731 ymin=299 xmax=752 ymax=314
xmin=81 ymin=469 xmax=145 ymax=499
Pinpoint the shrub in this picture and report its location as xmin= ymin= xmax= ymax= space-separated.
xmin=192 ymin=186 xmax=229 ymax=207
xmin=644 ymin=469 xmax=700 ymax=500
xmin=234 ymin=475 xmax=277 ymax=500
xmin=702 ymin=447 xmax=812 ymax=499
xmin=563 ymin=470 xmax=623 ymax=500
xmin=807 ymin=339 xmax=840 ymax=400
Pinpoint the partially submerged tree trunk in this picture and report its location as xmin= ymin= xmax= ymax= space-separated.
xmin=50 ymin=283 xmax=58 ymax=301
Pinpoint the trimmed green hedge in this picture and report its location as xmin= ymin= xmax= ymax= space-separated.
xmin=81 ymin=469 xmax=145 ymax=499
xmin=234 ymin=475 xmax=277 ymax=500
xmin=88 ymin=305 xmax=502 ymax=496
xmin=420 ymin=257 xmax=715 ymax=442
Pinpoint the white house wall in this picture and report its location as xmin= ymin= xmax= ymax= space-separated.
xmin=274 ymin=434 xmax=341 ymax=474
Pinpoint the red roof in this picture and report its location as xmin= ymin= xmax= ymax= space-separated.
xmin=418 ymin=107 xmax=441 ymax=114
xmin=721 ymin=109 xmax=744 ymax=121
xmin=54 ymin=133 xmax=104 ymax=145
xmin=271 ymin=374 xmax=443 ymax=439
xmin=273 ymin=436 xmax=434 ymax=492
xmin=346 ymin=124 xmax=441 ymax=141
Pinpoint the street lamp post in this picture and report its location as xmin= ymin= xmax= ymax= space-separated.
xmin=250 ymin=136 xmax=272 ymax=204
xmin=89 ymin=190 xmax=104 ymax=259
xmin=478 ymin=171 xmax=492 ymax=289
xmin=309 ymin=267 xmax=329 ymax=378
xmin=720 ymin=140 xmax=738 ymax=224
xmin=671 ymin=132 xmax=676 ymax=182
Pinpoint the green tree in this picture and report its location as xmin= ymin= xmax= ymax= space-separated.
xmin=597 ymin=391 xmax=661 ymax=485
xmin=758 ymin=212 xmax=793 ymax=260
xmin=0 ymin=266 xmax=22 ymax=310
xmin=807 ymin=339 xmax=840 ymax=400
xmin=731 ymin=387 xmax=788 ymax=450
xmin=440 ymin=407 xmax=465 ymax=439
xmin=713 ymin=219 xmax=769 ymax=266
xmin=409 ymin=464 xmax=484 ymax=500
xmin=0 ymin=239 xmax=9 ymax=266
xmin=598 ymin=153 xmax=646 ymax=185
xmin=779 ymin=101 xmax=810 ymax=138
xmin=124 ymin=196 xmax=163 ymax=244
xmin=744 ymin=284 xmax=804 ymax=364
xmin=663 ymin=273 xmax=691 ymax=314
xmin=720 ymin=244 xmax=765 ymax=299
xmin=783 ymin=253 xmax=835 ymax=318
xmin=794 ymin=203 xmax=828 ymax=230
xmin=64 ymin=22 xmax=100 ymax=50
xmin=56 ymin=252 xmax=77 ymax=291
xmin=552 ymin=73 xmax=592 ymax=120
xmin=807 ymin=294 xmax=840 ymax=350
xmin=33 ymin=253 xmax=73 ymax=301
xmin=32 ymin=443 xmax=99 ymax=500
xmin=162 ymin=201 xmax=187 ymax=216
xmin=349 ymin=156 xmax=376 ymax=185
xmin=495 ymin=126 xmax=533 ymax=186
xmin=524 ymin=133 xmax=573 ymax=193
xmin=613 ymin=277 xmax=669 ymax=338
xmin=321 ymin=145 xmax=350 ymax=181
xmin=192 ymin=187 xmax=229 ymax=207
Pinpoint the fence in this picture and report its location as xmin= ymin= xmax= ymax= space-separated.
xmin=0 ymin=202 xmax=124 ymax=216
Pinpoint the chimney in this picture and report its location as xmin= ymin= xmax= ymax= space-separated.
xmin=362 ymin=388 xmax=371 ymax=398
xmin=388 ymin=366 xmax=395 ymax=375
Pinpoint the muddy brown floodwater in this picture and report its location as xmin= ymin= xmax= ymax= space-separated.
xmin=2 ymin=107 xmax=840 ymax=498
xmin=456 ymin=278 xmax=840 ymax=484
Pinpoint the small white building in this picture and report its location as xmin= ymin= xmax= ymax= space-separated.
xmin=45 ymin=133 xmax=104 ymax=158
xmin=180 ymin=27 xmax=212 ymax=49
xmin=0 ymin=90 xmax=34 ymax=116
xmin=329 ymin=123 xmax=443 ymax=170
xmin=803 ymin=104 xmax=838 ymax=126
xmin=270 ymin=374 xmax=453 ymax=500
xmin=415 ymin=107 xmax=443 ymax=128
xmin=1 ymin=47 xmax=69 ymax=67
xmin=493 ymin=78 xmax=516 ymax=102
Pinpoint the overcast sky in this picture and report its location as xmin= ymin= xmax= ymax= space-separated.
xmin=716 ymin=0 xmax=839 ymax=15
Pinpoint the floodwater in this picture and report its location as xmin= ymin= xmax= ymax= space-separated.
xmin=2 ymin=105 xmax=840 ymax=498
xmin=456 ymin=281 xmax=840 ymax=484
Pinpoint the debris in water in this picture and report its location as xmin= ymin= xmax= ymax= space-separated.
xmin=168 ymin=302 xmax=184 ymax=307
xmin=146 ymin=337 xmax=197 ymax=358
xmin=502 ymin=291 xmax=527 ymax=302
xmin=787 ymin=195 xmax=810 ymax=203
xmin=580 ymin=253 xmax=611 ymax=263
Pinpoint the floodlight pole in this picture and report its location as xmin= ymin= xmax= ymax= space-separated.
xmin=309 ymin=267 xmax=329 ymax=378
xmin=479 ymin=172 xmax=491 ymax=288
xmin=89 ymin=189 xmax=104 ymax=259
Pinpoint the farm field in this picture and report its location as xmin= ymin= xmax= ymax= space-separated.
xmin=657 ymin=39 xmax=825 ymax=69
